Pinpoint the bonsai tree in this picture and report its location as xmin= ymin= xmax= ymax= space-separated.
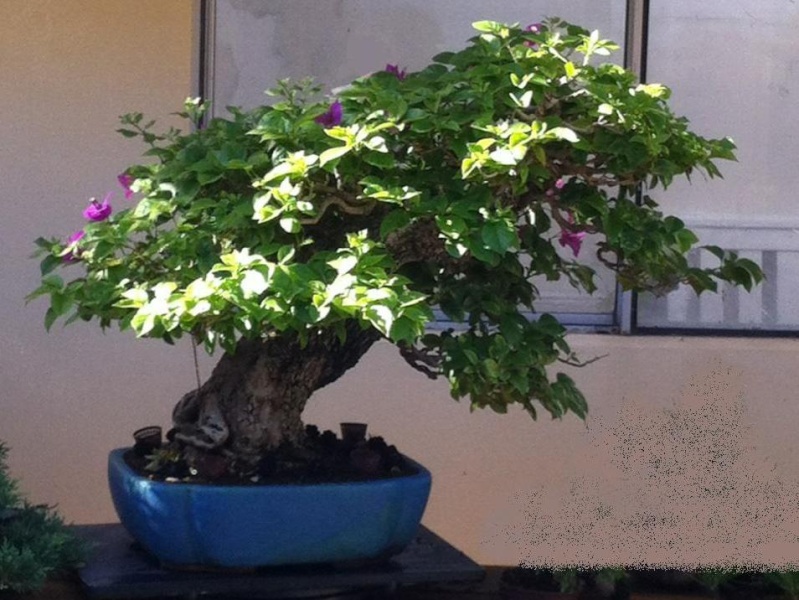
xmin=0 ymin=442 xmax=84 ymax=593
xmin=30 ymin=19 xmax=761 ymax=469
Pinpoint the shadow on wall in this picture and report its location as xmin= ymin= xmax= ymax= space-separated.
xmin=484 ymin=361 xmax=799 ymax=568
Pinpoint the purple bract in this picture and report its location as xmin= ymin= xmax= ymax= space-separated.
xmin=315 ymin=101 xmax=343 ymax=128
xmin=83 ymin=193 xmax=112 ymax=222
xmin=117 ymin=173 xmax=134 ymax=200
xmin=63 ymin=230 xmax=86 ymax=263
xmin=385 ymin=64 xmax=407 ymax=81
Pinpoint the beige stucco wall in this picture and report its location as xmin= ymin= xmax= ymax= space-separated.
xmin=0 ymin=0 xmax=197 ymax=523
xmin=2 ymin=0 xmax=799 ymax=569
xmin=310 ymin=335 xmax=799 ymax=567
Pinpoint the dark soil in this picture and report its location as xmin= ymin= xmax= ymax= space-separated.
xmin=125 ymin=424 xmax=418 ymax=485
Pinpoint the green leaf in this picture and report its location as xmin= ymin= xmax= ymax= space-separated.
xmin=363 ymin=151 xmax=396 ymax=169
xmin=380 ymin=210 xmax=411 ymax=239
xmin=510 ymin=90 xmax=534 ymax=108
xmin=279 ymin=217 xmax=301 ymax=233
xmin=703 ymin=245 xmax=725 ymax=260
xmin=481 ymin=220 xmax=518 ymax=254
xmin=253 ymin=199 xmax=284 ymax=224
xmin=241 ymin=270 xmax=268 ymax=297
xmin=499 ymin=313 xmax=525 ymax=346
xmin=365 ymin=304 xmax=395 ymax=335
xmin=119 ymin=288 xmax=149 ymax=306
xmin=564 ymin=61 xmax=578 ymax=79
xmin=39 ymin=254 xmax=60 ymax=277
xmin=319 ymin=145 xmax=350 ymax=167
xmin=489 ymin=148 xmax=519 ymax=166
xmin=389 ymin=316 xmax=421 ymax=344
xmin=472 ymin=20 xmax=502 ymax=33
xmin=436 ymin=215 xmax=467 ymax=238
xmin=468 ymin=237 xmax=501 ymax=266
xmin=328 ymin=255 xmax=358 ymax=275
xmin=549 ymin=127 xmax=579 ymax=143
xmin=674 ymin=229 xmax=698 ymax=252
xmin=131 ymin=312 xmax=156 ymax=336
xmin=41 ymin=274 xmax=64 ymax=291
xmin=33 ymin=236 xmax=55 ymax=250
xmin=532 ymin=145 xmax=547 ymax=166
xmin=261 ymin=161 xmax=294 ymax=183
xmin=403 ymin=108 xmax=429 ymax=122
xmin=410 ymin=119 xmax=434 ymax=133
xmin=483 ymin=358 xmax=500 ymax=378
xmin=432 ymin=51 xmax=455 ymax=64
xmin=44 ymin=307 xmax=59 ymax=331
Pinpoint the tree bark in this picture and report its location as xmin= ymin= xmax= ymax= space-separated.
xmin=171 ymin=322 xmax=381 ymax=461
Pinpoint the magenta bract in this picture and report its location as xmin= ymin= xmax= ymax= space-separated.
xmin=385 ymin=64 xmax=407 ymax=81
xmin=559 ymin=229 xmax=587 ymax=257
xmin=315 ymin=101 xmax=343 ymax=128
xmin=63 ymin=230 xmax=86 ymax=263
xmin=83 ymin=193 xmax=112 ymax=222
xmin=117 ymin=173 xmax=134 ymax=200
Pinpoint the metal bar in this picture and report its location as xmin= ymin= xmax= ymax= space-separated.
xmin=619 ymin=0 xmax=650 ymax=334
xmin=624 ymin=0 xmax=650 ymax=82
xmin=635 ymin=326 xmax=799 ymax=338
xmin=722 ymin=282 xmax=740 ymax=326
xmin=761 ymin=250 xmax=779 ymax=325
xmin=196 ymin=0 xmax=216 ymax=126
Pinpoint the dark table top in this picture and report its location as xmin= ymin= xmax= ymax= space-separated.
xmin=6 ymin=572 xmax=707 ymax=600
xmin=2 ymin=524 xmax=711 ymax=600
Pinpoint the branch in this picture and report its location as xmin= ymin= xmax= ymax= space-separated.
xmin=558 ymin=352 xmax=607 ymax=368
xmin=398 ymin=342 xmax=442 ymax=380
xmin=596 ymin=246 xmax=621 ymax=271
xmin=298 ymin=186 xmax=376 ymax=225
xmin=385 ymin=216 xmax=466 ymax=271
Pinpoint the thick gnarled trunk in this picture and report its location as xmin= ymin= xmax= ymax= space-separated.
xmin=171 ymin=322 xmax=381 ymax=462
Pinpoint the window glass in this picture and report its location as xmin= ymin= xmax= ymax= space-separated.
xmin=638 ymin=1 xmax=799 ymax=331
xmin=207 ymin=0 xmax=626 ymax=322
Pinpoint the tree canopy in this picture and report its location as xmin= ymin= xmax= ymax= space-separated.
xmin=31 ymin=19 xmax=762 ymax=421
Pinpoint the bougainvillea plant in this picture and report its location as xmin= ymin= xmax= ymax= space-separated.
xmin=30 ymin=19 xmax=761 ymax=469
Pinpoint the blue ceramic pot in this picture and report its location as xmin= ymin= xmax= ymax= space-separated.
xmin=107 ymin=448 xmax=431 ymax=568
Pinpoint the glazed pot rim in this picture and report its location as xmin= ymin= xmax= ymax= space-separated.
xmin=109 ymin=447 xmax=432 ymax=490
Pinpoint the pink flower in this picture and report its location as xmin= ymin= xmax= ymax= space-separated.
xmin=524 ymin=23 xmax=543 ymax=49
xmin=385 ymin=64 xmax=407 ymax=81
xmin=545 ymin=178 xmax=566 ymax=197
xmin=68 ymin=230 xmax=85 ymax=244
xmin=559 ymin=229 xmax=587 ymax=257
xmin=558 ymin=214 xmax=586 ymax=257
xmin=117 ymin=173 xmax=134 ymax=200
xmin=83 ymin=193 xmax=112 ymax=222
xmin=63 ymin=230 xmax=85 ymax=263
xmin=315 ymin=101 xmax=343 ymax=128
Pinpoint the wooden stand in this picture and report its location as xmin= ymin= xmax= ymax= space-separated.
xmin=74 ymin=523 xmax=485 ymax=599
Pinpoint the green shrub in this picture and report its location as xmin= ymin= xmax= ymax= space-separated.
xmin=0 ymin=443 xmax=85 ymax=593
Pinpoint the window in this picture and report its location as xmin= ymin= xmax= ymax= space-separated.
xmin=635 ymin=1 xmax=799 ymax=333
xmin=201 ymin=0 xmax=787 ymax=335
xmin=199 ymin=0 xmax=627 ymax=330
